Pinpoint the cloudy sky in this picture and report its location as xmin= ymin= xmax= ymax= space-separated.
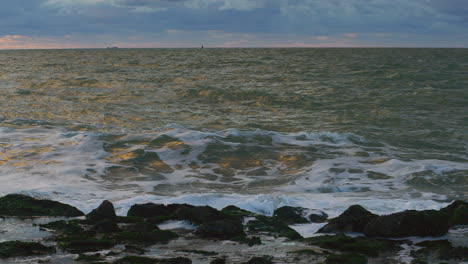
xmin=0 ymin=0 xmax=467 ymax=49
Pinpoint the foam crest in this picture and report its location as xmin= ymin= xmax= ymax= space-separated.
xmin=0 ymin=125 xmax=110 ymax=201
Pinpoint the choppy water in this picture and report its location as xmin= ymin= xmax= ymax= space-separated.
xmin=0 ymin=48 xmax=467 ymax=216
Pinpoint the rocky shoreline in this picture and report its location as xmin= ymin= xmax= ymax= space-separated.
xmin=0 ymin=194 xmax=466 ymax=264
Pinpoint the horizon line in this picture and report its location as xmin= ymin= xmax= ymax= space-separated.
xmin=1 ymin=46 xmax=467 ymax=51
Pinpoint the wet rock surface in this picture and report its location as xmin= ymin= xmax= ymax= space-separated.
xmin=318 ymin=205 xmax=377 ymax=233
xmin=0 ymin=194 xmax=84 ymax=217
xmin=0 ymin=193 xmax=466 ymax=264
xmin=0 ymin=241 xmax=55 ymax=258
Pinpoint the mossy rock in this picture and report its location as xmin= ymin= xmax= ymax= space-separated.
xmin=0 ymin=241 xmax=56 ymax=258
xmin=273 ymin=206 xmax=309 ymax=225
xmin=231 ymin=235 xmax=262 ymax=246
xmin=196 ymin=219 xmax=245 ymax=239
xmin=114 ymin=229 xmax=178 ymax=244
xmin=364 ymin=209 xmax=450 ymax=237
xmin=116 ymin=216 xmax=145 ymax=223
xmin=210 ymin=258 xmax=227 ymax=264
xmin=93 ymin=219 xmax=121 ymax=233
xmin=87 ymin=200 xmax=117 ymax=221
xmin=76 ymin=253 xmax=104 ymax=262
xmin=246 ymin=216 xmax=302 ymax=240
xmin=221 ymin=205 xmax=256 ymax=218
xmin=414 ymin=240 xmax=468 ymax=261
xmin=325 ymin=253 xmax=367 ymax=264
xmin=244 ymin=256 xmax=273 ymax=264
xmin=60 ymin=238 xmax=114 ymax=253
xmin=114 ymin=256 xmax=192 ymax=264
xmin=0 ymin=194 xmax=84 ymax=217
xmin=40 ymin=220 xmax=85 ymax=234
xmin=318 ymin=205 xmax=377 ymax=234
xmin=305 ymin=234 xmax=402 ymax=257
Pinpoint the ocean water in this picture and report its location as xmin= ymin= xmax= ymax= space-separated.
xmin=0 ymin=48 xmax=466 ymax=217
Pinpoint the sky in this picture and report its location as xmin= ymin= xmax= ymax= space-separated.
xmin=0 ymin=0 xmax=467 ymax=49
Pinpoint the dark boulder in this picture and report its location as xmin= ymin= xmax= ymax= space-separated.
xmin=0 ymin=241 xmax=56 ymax=258
xmin=308 ymin=210 xmax=328 ymax=223
xmin=413 ymin=240 xmax=468 ymax=261
xmin=244 ymin=256 xmax=273 ymax=264
xmin=87 ymin=200 xmax=117 ymax=221
xmin=127 ymin=203 xmax=173 ymax=218
xmin=325 ymin=253 xmax=367 ymax=264
xmin=60 ymin=238 xmax=114 ymax=253
xmin=363 ymin=209 xmax=449 ymax=237
xmin=114 ymin=256 xmax=192 ymax=264
xmin=127 ymin=203 xmax=230 ymax=226
xmin=93 ymin=219 xmax=120 ymax=233
xmin=246 ymin=216 xmax=302 ymax=240
xmin=127 ymin=203 xmax=195 ymax=222
xmin=196 ymin=219 xmax=245 ymax=239
xmin=189 ymin=206 xmax=225 ymax=224
xmin=221 ymin=205 xmax=255 ymax=218
xmin=318 ymin=205 xmax=377 ymax=233
xmin=0 ymin=194 xmax=84 ymax=217
xmin=305 ymin=234 xmax=402 ymax=257
xmin=439 ymin=200 xmax=468 ymax=226
xmin=273 ymin=206 xmax=309 ymax=225
xmin=210 ymin=258 xmax=227 ymax=264
xmin=114 ymin=229 xmax=178 ymax=245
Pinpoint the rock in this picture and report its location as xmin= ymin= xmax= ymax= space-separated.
xmin=363 ymin=209 xmax=450 ymax=237
xmin=40 ymin=220 xmax=85 ymax=235
xmin=127 ymin=203 xmax=195 ymax=223
xmin=0 ymin=241 xmax=56 ymax=258
xmin=413 ymin=240 xmax=468 ymax=261
xmin=87 ymin=200 xmax=117 ymax=221
xmin=318 ymin=205 xmax=377 ymax=233
xmin=178 ymin=249 xmax=218 ymax=256
xmin=273 ymin=206 xmax=309 ymax=225
xmin=0 ymin=194 xmax=84 ymax=217
xmin=114 ymin=229 xmax=178 ymax=245
xmin=94 ymin=219 xmax=120 ymax=233
xmin=439 ymin=200 xmax=468 ymax=226
xmin=114 ymin=256 xmax=192 ymax=264
xmin=246 ymin=215 xmax=302 ymax=240
xmin=189 ymin=206 xmax=226 ymax=224
xmin=305 ymin=234 xmax=402 ymax=257
xmin=128 ymin=203 xmax=234 ymax=226
xmin=76 ymin=253 xmax=104 ymax=262
xmin=127 ymin=203 xmax=174 ymax=218
xmin=196 ymin=219 xmax=245 ymax=239
xmin=231 ymin=235 xmax=262 ymax=246
xmin=123 ymin=222 xmax=158 ymax=233
xmin=308 ymin=210 xmax=328 ymax=223
xmin=221 ymin=205 xmax=255 ymax=218
xmin=210 ymin=258 xmax=226 ymax=264
xmin=60 ymin=238 xmax=114 ymax=253
xmin=244 ymin=256 xmax=273 ymax=264
xmin=325 ymin=253 xmax=367 ymax=264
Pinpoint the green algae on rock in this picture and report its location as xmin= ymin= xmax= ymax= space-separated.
xmin=305 ymin=234 xmax=402 ymax=257
xmin=0 ymin=241 xmax=56 ymax=258
xmin=325 ymin=253 xmax=367 ymax=264
xmin=0 ymin=194 xmax=84 ymax=217
xmin=114 ymin=256 xmax=192 ymax=264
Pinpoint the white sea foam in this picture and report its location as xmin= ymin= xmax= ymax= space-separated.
xmin=0 ymin=124 xmax=464 ymax=218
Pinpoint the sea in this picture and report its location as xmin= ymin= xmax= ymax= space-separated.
xmin=0 ymin=48 xmax=467 ymax=220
